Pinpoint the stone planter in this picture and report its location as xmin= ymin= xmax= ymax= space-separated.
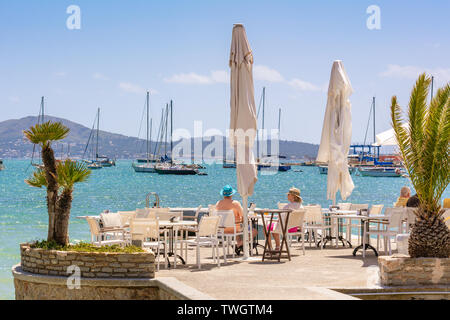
xmin=13 ymin=243 xmax=214 ymax=300
xmin=379 ymin=254 xmax=450 ymax=286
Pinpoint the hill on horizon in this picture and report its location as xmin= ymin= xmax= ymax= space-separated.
xmin=0 ymin=116 xmax=319 ymax=160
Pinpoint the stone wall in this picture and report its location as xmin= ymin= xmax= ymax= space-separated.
xmin=20 ymin=243 xmax=155 ymax=278
xmin=379 ymin=254 xmax=450 ymax=286
xmin=12 ymin=264 xmax=214 ymax=300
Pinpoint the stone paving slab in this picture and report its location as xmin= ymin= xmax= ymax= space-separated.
xmin=157 ymin=240 xmax=382 ymax=300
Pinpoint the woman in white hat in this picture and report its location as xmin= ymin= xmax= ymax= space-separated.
xmin=270 ymin=187 xmax=303 ymax=251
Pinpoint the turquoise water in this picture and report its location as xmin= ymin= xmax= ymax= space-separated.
xmin=0 ymin=159 xmax=448 ymax=299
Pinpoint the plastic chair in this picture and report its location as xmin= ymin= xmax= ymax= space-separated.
xmin=211 ymin=210 xmax=243 ymax=262
xmin=86 ymin=217 xmax=126 ymax=247
xmin=130 ymin=218 xmax=166 ymax=271
xmin=273 ymin=209 xmax=306 ymax=255
xmin=363 ymin=207 xmax=404 ymax=257
xmin=303 ymin=206 xmax=331 ymax=249
xmin=179 ymin=215 xmax=221 ymax=270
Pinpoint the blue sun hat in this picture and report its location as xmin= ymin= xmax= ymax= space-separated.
xmin=220 ymin=184 xmax=237 ymax=197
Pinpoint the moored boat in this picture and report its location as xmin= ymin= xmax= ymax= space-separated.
xmin=358 ymin=166 xmax=404 ymax=177
xmin=318 ymin=165 xmax=356 ymax=175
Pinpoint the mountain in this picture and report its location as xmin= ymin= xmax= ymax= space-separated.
xmin=0 ymin=116 xmax=319 ymax=160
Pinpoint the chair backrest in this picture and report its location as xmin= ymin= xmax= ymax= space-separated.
xmin=195 ymin=205 xmax=203 ymax=218
xmin=87 ymin=217 xmax=101 ymax=236
xmin=155 ymin=211 xmax=183 ymax=221
xmin=197 ymin=216 xmax=220 ymax=237
xmin=208 ymin=204 xmax=216 ymax=215
xmin=369 ymin=204 xmax=384 ymax=216
xmin=100 ymin=212 xmax=123 ymax=228
xmin=135 ymin=208 xmax=150 ymax=219
xmin=118 ymin=211 xmax=136 ymax=226
xmin=278 ymin=202 xmax=288 ymax=210
xmin=130 ymin=218 xmax=159 ymax=239
xmin=338 ymin=202 xmax=352 ymax=210
xmin=405 ymin=207 xmax=417 ymax=225
xmin=212 ymin=210 xmax=235 ymax=228
xmin=286 ymin=209 xmax=306 ymax=230
xmin=385 ymin=207 xmax=405 ymax=230
xmin=304 ymin=206 xmax=323 ymax=224
xmin=350 ymin=204 xmax=369 ymax=212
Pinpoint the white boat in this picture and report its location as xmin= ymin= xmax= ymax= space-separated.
xmin=358 ymin=167 xmax=404 ymax=177
xmin=87 ymin=162 xmax=103 ymax=170
xmin=318 ymin=165 xmax=356 ymax=175
xmin=132 ymin=161 xmax=156 ymax=173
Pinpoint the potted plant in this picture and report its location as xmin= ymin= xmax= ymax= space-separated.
xmin=391 ymin=73 xmax=449 ymax=258
xmin=24 ymin=121 xmax=91 ymax=246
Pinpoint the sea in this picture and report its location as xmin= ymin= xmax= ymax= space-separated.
xmin=0 ymin=159 xmax=448 ymax=299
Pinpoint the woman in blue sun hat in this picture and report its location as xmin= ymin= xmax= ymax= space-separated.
xmin=215 ymin=184 xmax=257 ymax=255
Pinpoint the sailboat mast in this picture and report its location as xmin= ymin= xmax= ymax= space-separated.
xmin=170 ymin=100 xmax=173 ymax=165
xmin=372 ymin=97 xmax=376 ymax=144
xmin=149 ymin=118 xmax=152 ymax=160
xmin=146 ymin=92 xmax=150 ymax=164
xmin=41 ymin=96 xmax=45 ymax=123
xmin=164 ymin=103 xmax=168 ymax=157
xmin=96 ymin=108 xmax=100 ymax=160
xmin=278 ymin=107 xmax=281 ymax=139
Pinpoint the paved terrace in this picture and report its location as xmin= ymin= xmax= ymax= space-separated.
xmin=158 ymin=239 xmax=384 ymax=300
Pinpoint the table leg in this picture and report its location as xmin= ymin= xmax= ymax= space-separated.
xmin=278 ymin=212 xmax=291 ymax=262
xmin=352 ymin=219 xmax=378 ymax=256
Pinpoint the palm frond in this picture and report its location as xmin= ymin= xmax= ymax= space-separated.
xmin=56 ymin=160 xmax=91 ymax=190
xmin=391 ymin=74 xmax=450 ymax=219
xmin=23 ymin=121 xmax=69 ymax=147
xmin=25 ymin=169 xmax=47 ymax=188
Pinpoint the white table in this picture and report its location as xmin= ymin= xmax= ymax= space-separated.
xmin=320 ymin=210 xmax=358 ymax=248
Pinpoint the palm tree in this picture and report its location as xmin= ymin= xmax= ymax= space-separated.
xmin=24 ymin=121 xmax=90 ymax=245
xmin=391 ymin=73 xmax=450 ymax=258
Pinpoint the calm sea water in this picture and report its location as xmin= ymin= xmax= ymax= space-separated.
xmin=0 ymin=159 xmax=448 ymax=299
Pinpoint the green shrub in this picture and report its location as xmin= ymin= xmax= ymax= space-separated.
xmin=30 ymin=240 xmax=145 ymax=253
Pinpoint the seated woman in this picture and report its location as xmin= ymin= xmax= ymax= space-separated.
xmin=215 ymin=185 xmax=257 ymax=255
xmin=270 ymin=187 xmax=303 ymax=251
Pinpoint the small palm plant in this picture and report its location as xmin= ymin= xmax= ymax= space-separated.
xmin=24 ymin=121 xmax=91 ymax=246
xmin=391 ymin=73 xmax=450 ymax=258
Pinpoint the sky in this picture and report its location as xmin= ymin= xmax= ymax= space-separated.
xmin=0 ymin=0 xmax=449 ymax=144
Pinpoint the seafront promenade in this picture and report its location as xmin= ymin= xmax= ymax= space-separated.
xmin=158 ymin=238 xmax=380 ymax=300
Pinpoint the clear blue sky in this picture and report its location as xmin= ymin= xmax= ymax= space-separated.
xmin=1 ymin=0 xmax=449 ymax=144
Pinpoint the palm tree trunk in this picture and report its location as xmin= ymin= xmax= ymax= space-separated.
xmin=54 ymin=189 xmax=72 ymax=246
xmin=41 ymin=145 xmax=58 ymax=241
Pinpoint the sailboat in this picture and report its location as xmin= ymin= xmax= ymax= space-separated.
xmin=154 ymin=100 xmax=199 ymax=175
xmin=256 ymin=89 xmax=291 ymax=172
xmin=31 ymin=97 xmax=46 ymax=169
xmin=82 ymin=108 xmax=114 ymax=169
xmin=132 ymin=92 xmax=157 ymax=173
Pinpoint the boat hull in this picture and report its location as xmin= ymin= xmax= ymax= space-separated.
xmin=132 ymin=163 xmax=156 ymax=173
xmin=358 ymin=167 xmax=402 ymax=177
xmin=318 ymin=166 xmax=356 ymax=175
xmin=155 ymin=168 xmax=197 ymax=175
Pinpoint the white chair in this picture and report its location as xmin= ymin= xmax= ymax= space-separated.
xmin=100 ymin=212 xmax=126 ymax=240
xmin=179 ymin=216 xmax=221 ymax=270
xmin=86 ymin=217 xmax=126 ymax=247
xmin=363 ymin=207 xmax=404 ymax=257
xmin=367 ymin=204 xmax=384 ymax=249
xmin=118 ymin=211 xmax=136 ymax=227
xmin=130 ymin=218 xmax=167 ymax=271
xmin=404 ymin=207 xmax=417 ymax=233
xmin=303 ymin=206 xmax=331 ymax=249
xmin=135 ymin=208 xmax=152 ymax=219
xmin=338 ymin=202 xmax=352 ymax=210
xmin=212 ymin=210 xmax=243 ymax=261
xmin=273 ymin=209 xmax=306 ymax=255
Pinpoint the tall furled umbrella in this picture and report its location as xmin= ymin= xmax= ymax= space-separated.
xmin=317 ymin=60 xmax=354 ymax=204
xmin=229 ymin=24 xmax=258 ymax=259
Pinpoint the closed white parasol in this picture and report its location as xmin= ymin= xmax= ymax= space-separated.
xmin=317 ymin=60 xmax=354 ymax=204
xmin=229 ymin=24 xmax=258 ymax=259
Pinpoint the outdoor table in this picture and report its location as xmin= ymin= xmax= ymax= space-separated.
xmin=329 ymin=214 xmax=388 ymax=256
xmin=158 ymin=220 xmax=198 ymax=268
xmin=247 ymin=213 xmax=265 ymax=256
xmin=254 ymin=208 xmax=292 ymax=262
xmin=319 ymin=209 xmax=357 ymax=248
